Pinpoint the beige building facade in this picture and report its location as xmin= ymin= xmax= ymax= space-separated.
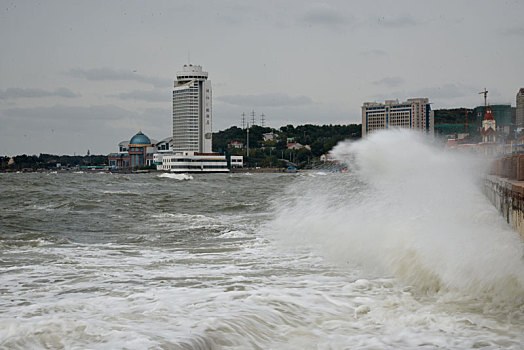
xmin=361 ymin=98 xmax=434 ymax=137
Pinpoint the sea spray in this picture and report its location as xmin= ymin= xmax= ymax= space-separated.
xmin=269 ymin=130 xmax=524 ymax=303
xmin=157 ymin=173 xmax=193 ymax=180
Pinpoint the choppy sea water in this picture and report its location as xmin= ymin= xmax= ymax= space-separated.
xmin=1 ymin=131 xmax=524 ymax=349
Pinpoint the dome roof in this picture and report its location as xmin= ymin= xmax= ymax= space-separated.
xmin=129 ymin=131 xmax=151 ymax=145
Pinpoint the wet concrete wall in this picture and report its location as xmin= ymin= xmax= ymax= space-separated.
xmin=491 ymin=154 xmax=524 ymax=181
xmin=484 ymin=175 xmax=524 ymax=240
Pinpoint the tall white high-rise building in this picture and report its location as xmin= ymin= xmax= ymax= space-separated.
xmin=361 ymin=98 xmax=434 ymax=137
xmin=172 ymin=64 xmax=212 ymax=153
xmin=516 ymin=88 xmax=524 ymax=130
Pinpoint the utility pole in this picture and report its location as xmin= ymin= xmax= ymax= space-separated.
xmin=246 ymin=122 xmax=250 ymax=158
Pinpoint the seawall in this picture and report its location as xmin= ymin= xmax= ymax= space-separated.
xmin=484 ymin=174 xmax=524 ymax=240
xmin=485 ymin=154 xmax=524 ymax=239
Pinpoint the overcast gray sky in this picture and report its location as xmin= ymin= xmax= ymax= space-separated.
xmin=1 ymin=0 xmax=523 ymax=156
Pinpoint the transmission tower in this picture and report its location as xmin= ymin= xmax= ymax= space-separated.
xmin=260 ymin=113 xmax=265 ymax=127
xmin=251 ymin=110 xmax=256 ymax=126
xmin=241 ymin=112 xmax=246 ymax=129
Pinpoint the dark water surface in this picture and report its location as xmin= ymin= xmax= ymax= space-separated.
xmin=1 ymin=169 xmax=524 ymax=349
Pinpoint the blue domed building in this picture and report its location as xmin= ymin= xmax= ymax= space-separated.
xmin=108 ymin=131 xmax=171 ymax=169
xmin=128 ymin=131 xmax=152 ymax=167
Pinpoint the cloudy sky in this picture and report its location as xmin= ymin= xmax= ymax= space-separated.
xmin=1 ymin=0 xmax=523 ymax=156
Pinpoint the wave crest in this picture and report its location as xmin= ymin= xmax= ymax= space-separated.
xmin=269 ymin=130 xmax=524 ymax=302
xmin=157 ymin=173 xmax=193 ymax=180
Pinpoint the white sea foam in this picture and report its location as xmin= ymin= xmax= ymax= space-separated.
xmin=270 ymin=130 xmax=524 ymax=301
xmin=101 ymin=190 xmax=139 ymax=195
xmin=2 ymin=154 xmax=524 ymax=349
xmin=218 ymin=230 xmax=249 ymax=238
xmin=157 ymin=173 xmax=193 ymax=180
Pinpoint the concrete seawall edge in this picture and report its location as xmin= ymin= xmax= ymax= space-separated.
xmin=485 ymin=175 xmax=524 ymax=240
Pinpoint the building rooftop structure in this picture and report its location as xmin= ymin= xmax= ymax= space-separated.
xmin=129 ymin=131 xmax=152 ymax=145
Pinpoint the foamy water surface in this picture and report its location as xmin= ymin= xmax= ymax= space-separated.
xmin=1 ymin=131 xmax=523 ymax=349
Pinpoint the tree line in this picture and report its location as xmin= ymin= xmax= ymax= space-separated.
xmin=2 ymin=123 xmax=362 ymax=170
xmin=1 ymin=154 xmax=107 ymax=171
xmin=213 ymin=123 xmax=361 ymax=168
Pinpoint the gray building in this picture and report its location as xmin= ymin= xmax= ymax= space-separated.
xmin=517 ymin=88 xmax=524 ymax=130
xmin=172 ymin=64 xmax=212 ymax=153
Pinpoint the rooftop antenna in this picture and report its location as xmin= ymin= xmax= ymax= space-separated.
xmin=260 ymin=113 xmax=265 ymax=127
xmin=479 ymin=88 xmax=488 ymax=107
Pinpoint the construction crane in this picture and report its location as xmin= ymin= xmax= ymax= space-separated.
xmin=479 ymin=88 xmax=488 ymax=107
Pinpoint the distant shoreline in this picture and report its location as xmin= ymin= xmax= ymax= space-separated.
xmin=0 ymin=167 xmax=291 ymax=174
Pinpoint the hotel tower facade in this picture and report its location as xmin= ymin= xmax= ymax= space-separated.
xmin=172 ymin=64 xmax=212 ymax=153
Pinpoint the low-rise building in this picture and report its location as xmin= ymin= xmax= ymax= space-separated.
xmin=108 ymin=131 xmax=155 ymax=168
xmin=230 ymin=155 xmax=244 ymax=168
xmin=263 ymin=132 xmax=276 ymax=141
xmin=108 ymin=132 xmax=170 ymax=169
xmin=287 ymin=142 xmax=302 ymax=150
xmin=286 ymin=142 xmax=311 ymax=150
xmin=156 ymin=137 xmax=172 ymax=153
xmin=320 ymin=154 xmax=335 ymax=162
xmin=229 ymin=141 xmax=244 ymax=149
xmin=157 ymin=151 xmax=230 ymax=173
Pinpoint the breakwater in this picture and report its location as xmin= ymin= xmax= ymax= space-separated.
xmin=485 ymin=154 xmax=524 ymax=240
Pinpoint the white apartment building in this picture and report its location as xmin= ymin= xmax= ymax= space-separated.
xmin=172 ymin=64 xmax=212 ymax=153
xmin=516 ymin=88 xmax=524 ymax=130
xmin=361 ymin=98 xmax=434 ymax=137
